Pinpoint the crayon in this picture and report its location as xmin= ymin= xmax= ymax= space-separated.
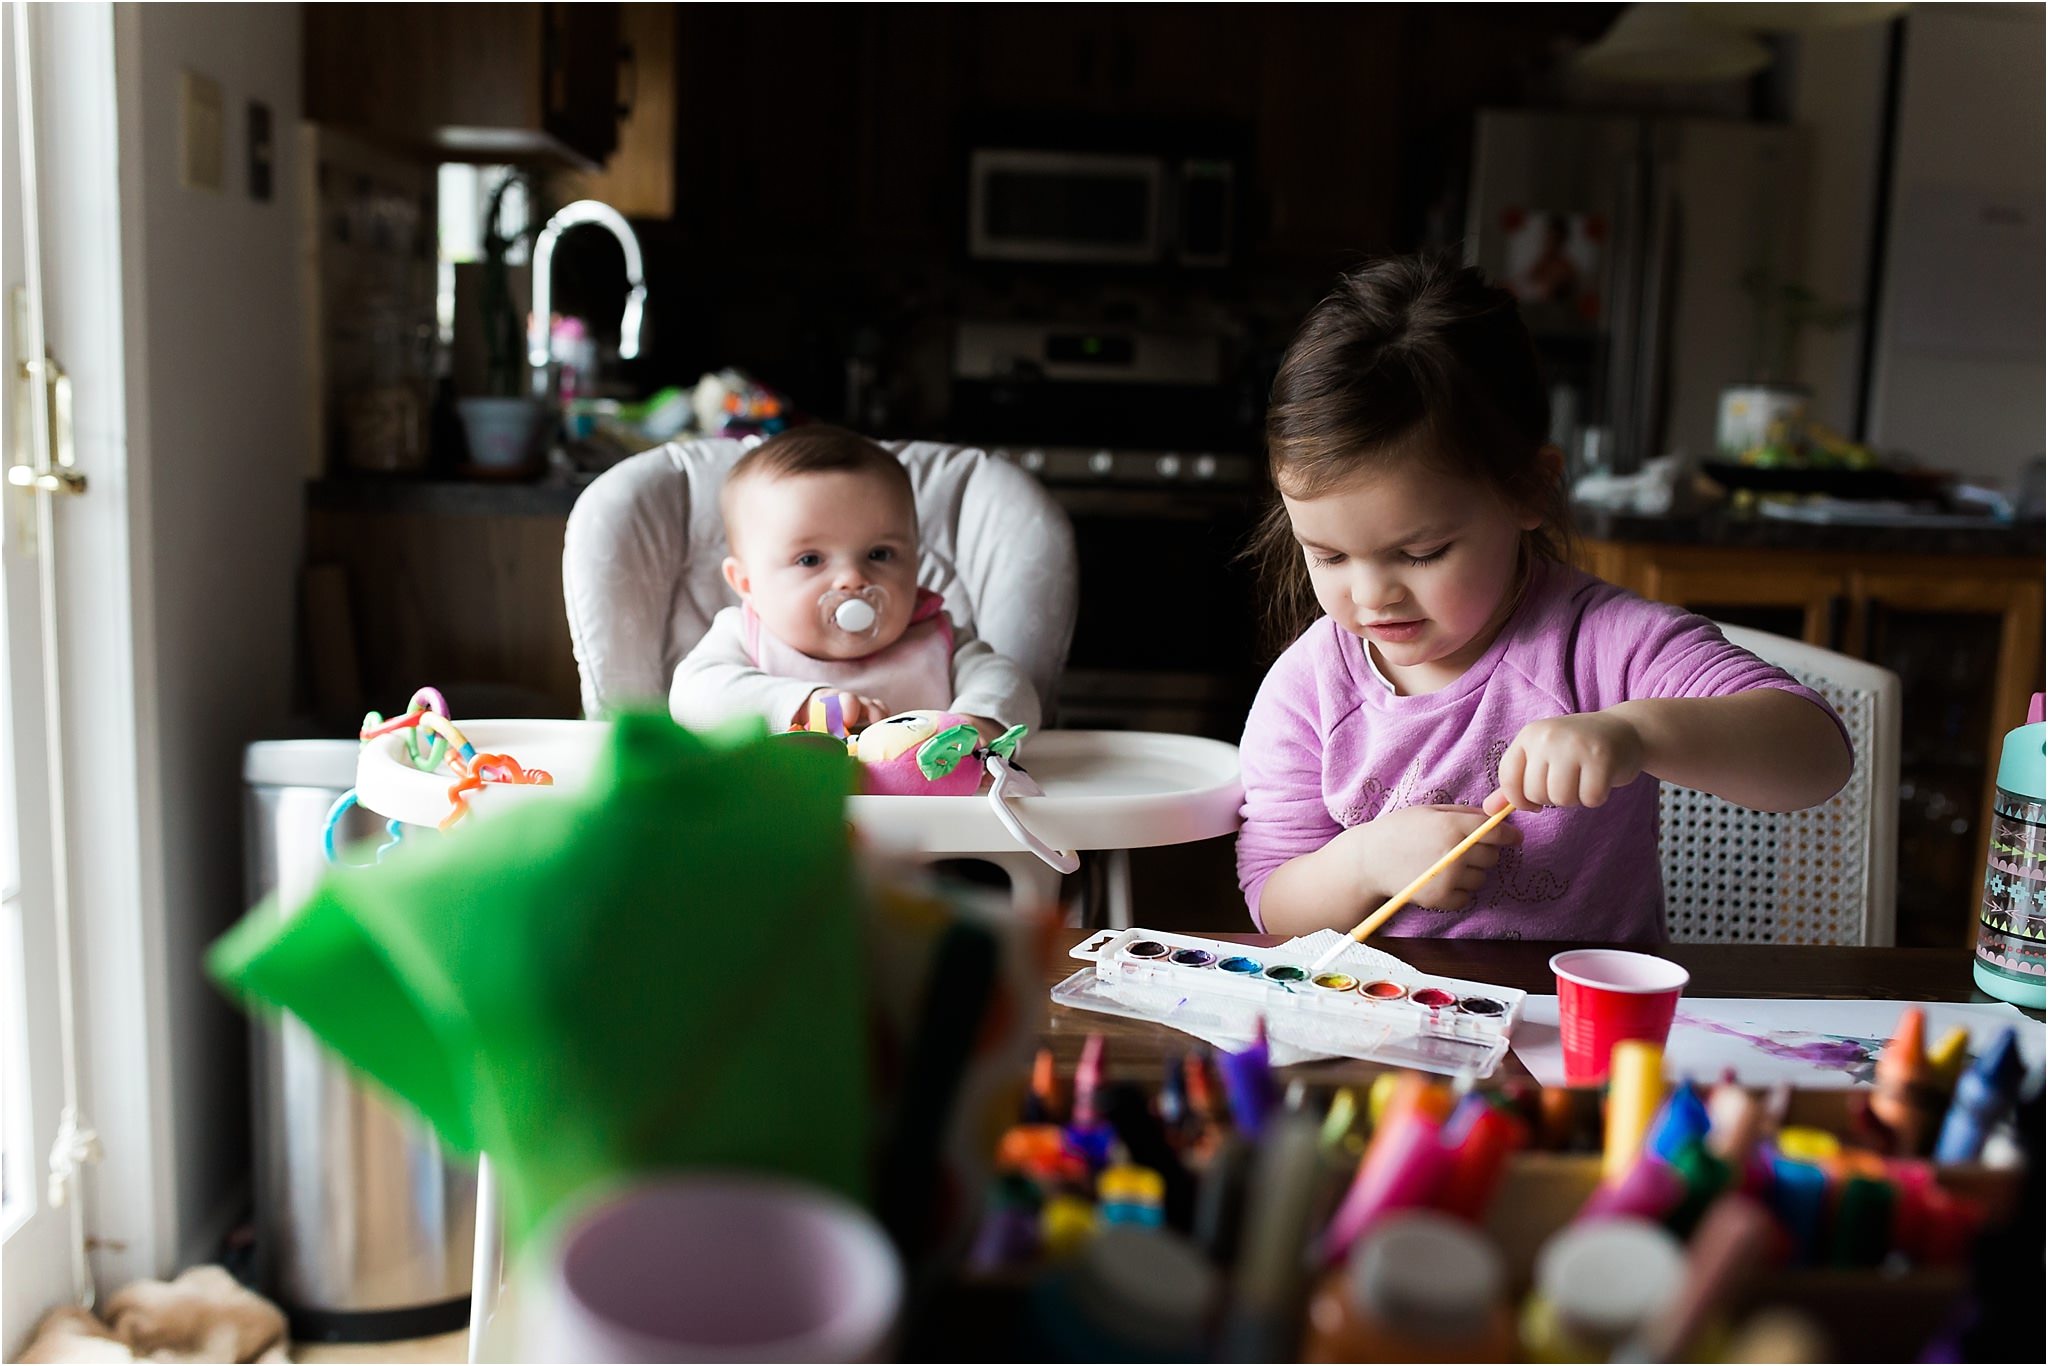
xmin=1219 ymin=1112 xmax=1326 ymax=1362
xmin=1320 ymin=1087 xmax=1360 ymax=1151
xmin=1578 ymin=1152 xmax=1686 ymax=1225
xmin=1216 ymin=1020 xmax=1277 ymax=1139
xmin=1619 ymin=1195 xmax=1778 ymax=1363
xmin=1767 ymin=1156 xmax=1829 ymax=1265
xmin=1664 ymin=1140 xmax=1732 ymax=1237
xmin=1869 ymin=1006 xmax=1943 ymax=1156
xmin=1434 ymin=1096 xmax=1526 ymax=1223
xmin=1194 ymin=1131 xmax=1253 ymax=1266
xmin=1645 ymin=1082 xmax=1711 ymax=1163
xmin=1102 ymin=1082 xmax=1195 ymax=1231
xmin=1926 ymin=1026 xmax=1972 ymax=1091
xmin=1774 ymin=1126 xmax=1840 ymax=1163
xmin=1097 ymin=1154 xmax=1166 ymax=1228
xmin=1827 ymin=1173 xmax=1895 ymax=1269
xmin=1366 ymin=1070 xmax=1406 ymax=1131
xmin=1603 ymin=1040 xmax=1666 ymax=1181
xmin=1158 ymin=1051 xmax=1190 ymax=1132
xmin=1072 ymin=1033 xmax=1107 ymax=1129
xmin=1027 ymin=1045 xmax=1065 ymax=1124
xmin=1321 ymin=1085 xmax=1455 ymax=1265
xmin=1705 ymin=1082 xmax=1762 ymax=1163
xmin=1932 ymin=1028 xmax=2024 ymax=1164
xmin=1041 ymin=1192 xmax=1096 ymax=1258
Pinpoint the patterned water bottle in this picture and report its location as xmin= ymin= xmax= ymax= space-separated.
xmin=1974 ymin=693 xmax=2046 ymax=1008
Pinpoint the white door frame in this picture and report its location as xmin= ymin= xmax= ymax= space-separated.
xmin=3 ymin=4 xmax=174 ymax=1349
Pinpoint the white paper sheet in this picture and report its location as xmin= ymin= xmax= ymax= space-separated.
xmin=1510 ymin=995 xmax=2047 ymax=1088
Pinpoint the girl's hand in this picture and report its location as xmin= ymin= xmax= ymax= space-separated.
xmin=1494 ymin=712 xmax=1645 ymax=811
xmin=1348 ymin=804 xmax=1523 ymax=913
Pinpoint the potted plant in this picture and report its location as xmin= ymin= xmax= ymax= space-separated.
xmin=457 ymin=171 xmax=550 ymax=475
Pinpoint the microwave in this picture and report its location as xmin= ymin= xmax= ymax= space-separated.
xmin=967 ymin=148 xmax=1234 ymax=268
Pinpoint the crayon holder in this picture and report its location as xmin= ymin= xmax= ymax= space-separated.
xmin=1052 ymin=928 xmax=1526 ymax=1077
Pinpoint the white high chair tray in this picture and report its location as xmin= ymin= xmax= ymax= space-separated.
xmin=355 ymin=722 xmax=1244 ymax=852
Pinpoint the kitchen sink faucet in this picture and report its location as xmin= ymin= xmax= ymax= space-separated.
xmin=527 ymin=199 xmax=647 ymax=397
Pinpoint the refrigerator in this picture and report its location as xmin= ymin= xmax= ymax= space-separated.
xmin=1465 ymin=110 xmax=1809 ymax=475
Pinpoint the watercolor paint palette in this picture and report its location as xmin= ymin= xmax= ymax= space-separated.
xmin=1051 ymin=928 xmax=1527 ymax=1077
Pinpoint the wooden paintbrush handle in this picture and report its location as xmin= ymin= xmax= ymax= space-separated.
xmin=1351 ymin=802 xmax=1517 ymax=942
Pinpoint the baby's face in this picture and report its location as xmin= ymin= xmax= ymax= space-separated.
xmin=723 ymin=470 xmax=920 ymax=659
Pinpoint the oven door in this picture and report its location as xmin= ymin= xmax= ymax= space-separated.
xmin=1049 ymin=485 xmax=1263 ymax=740
xmin=968 ymin=150 xmax=1164 ymax=265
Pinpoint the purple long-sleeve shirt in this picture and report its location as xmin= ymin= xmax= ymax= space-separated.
xmin=1236 ymin=562 xmax=1846 ymax=942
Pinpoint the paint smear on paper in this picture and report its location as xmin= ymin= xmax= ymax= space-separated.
xmin=1675 ymin=1012 xmax=1884 ymax=1083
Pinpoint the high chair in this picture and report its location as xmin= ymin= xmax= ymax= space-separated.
xmin=562 ymin=436 xmax=1086 ymax=915
xmin=1659 ymin=624 xmax=1902 ymax=947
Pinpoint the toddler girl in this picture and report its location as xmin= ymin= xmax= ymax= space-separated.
xmin=1238 ymin=256 xmax=1852 ymax=942
xmin=670 ymin=425 xmax=1040 ymax=738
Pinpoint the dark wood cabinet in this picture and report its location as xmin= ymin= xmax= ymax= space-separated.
xmin=1588 ymin=537 xmax=2045 ymax=950
xmin=304 ymin=3 xmax=623 ymax=168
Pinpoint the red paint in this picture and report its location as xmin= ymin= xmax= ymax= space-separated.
xmin=1412 ymin=986 xmax=1458 ymax=1009
xmin=1360 ymin=980 xmax=1407 ymax=1000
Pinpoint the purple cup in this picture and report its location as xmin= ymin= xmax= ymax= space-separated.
xmin=533 ymin=1175 xmax=903 ymax=1362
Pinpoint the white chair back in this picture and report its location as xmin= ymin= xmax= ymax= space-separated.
xmin=1659 ymin=624 xmax=1901 ymax=946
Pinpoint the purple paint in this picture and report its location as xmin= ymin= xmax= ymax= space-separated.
xmin=1674 ymin=1013 xmax=1882 ymax=1082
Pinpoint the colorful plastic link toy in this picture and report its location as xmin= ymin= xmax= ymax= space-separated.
xmin=321 ymin=687 xmax=554 ymax=865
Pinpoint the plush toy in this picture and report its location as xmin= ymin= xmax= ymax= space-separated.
xmin=790 ymin=701 xmax=1073 ymax=871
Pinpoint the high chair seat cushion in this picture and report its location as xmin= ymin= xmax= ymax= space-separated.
xmin=563 ymin=438 xmax=1078 ymax=721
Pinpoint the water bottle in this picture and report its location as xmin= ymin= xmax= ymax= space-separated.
xmin=1973 ymin=694 xmax=2046 ymax=1008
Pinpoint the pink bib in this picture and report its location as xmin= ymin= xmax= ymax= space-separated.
xmin=744 ymin=588 xmax=957 ymax=716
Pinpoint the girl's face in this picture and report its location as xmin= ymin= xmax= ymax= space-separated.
xmin=1282 ymin=456 xmax=1541 ymax=695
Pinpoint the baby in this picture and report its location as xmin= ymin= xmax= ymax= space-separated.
xmin=669 ymin=425 xmax=1042 ymax=739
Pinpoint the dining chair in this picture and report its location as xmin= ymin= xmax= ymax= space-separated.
xmin=1659 ymin=624 xmax=1902 ymax=947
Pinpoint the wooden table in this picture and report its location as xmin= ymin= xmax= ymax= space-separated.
xmin=1040 ymin=931 xmax=2029 ymax=1083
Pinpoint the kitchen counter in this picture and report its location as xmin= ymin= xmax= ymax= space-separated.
xmin=1575 ymin=504 xmax=2045 ymax=558
xmin=313 ymin=477 xmax=2047 ymax=558
xmin=309 ymin=473 xmax=597 ymax=517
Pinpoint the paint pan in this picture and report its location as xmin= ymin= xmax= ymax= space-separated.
xmin=1062 ymin=927 xmax=1528 ymax=1079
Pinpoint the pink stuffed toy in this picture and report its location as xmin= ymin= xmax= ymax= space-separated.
xmin=849 ymin=710 xmax=1017 ymax=796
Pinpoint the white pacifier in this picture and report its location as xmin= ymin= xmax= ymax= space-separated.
xmin=819 ymin=585 xmax=887 ymax=640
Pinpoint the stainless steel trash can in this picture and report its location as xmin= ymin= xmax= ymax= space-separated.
xmin=244 ymin=741 xmax=474 ymax=1341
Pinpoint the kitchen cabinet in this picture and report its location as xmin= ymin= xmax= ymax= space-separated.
xmin=1589 ymin=535 xmax=2045 ymax=949
xmin=563 ymin=2 xmax=676 ymax=218
xmin=304 ymin=3 xmax=623 ymax=168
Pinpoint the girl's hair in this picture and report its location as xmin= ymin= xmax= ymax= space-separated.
xmin=1249 ymin=253 xmax=1575 ymax=653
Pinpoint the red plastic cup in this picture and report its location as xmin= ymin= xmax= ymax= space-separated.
xmin=1550 ymin=949 xmax=1690 ymax=1084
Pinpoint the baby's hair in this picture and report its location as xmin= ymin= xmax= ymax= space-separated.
xmin=1248 ymin=252 xmax=1574 ymax=652
xmin=721 ymin=424 xmax=916 ymax=536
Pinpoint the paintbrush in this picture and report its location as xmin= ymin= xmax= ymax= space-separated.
xmin=1307 ymin=802 xmax=1517 ymax=975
